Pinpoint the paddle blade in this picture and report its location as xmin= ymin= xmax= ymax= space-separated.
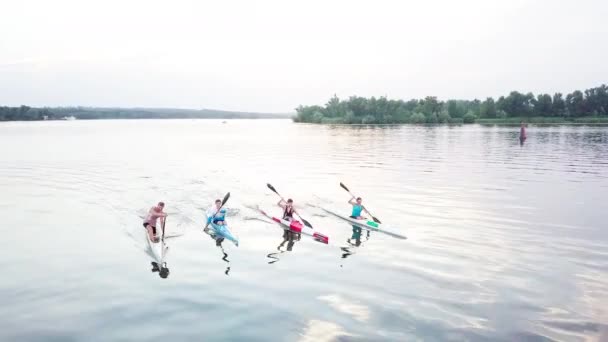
xmin=371 ymin=216 xmax=382 ymax=224
xmin=313 ymin=232 xmax=329 ymax=244
xmin=339 ymin=182 xmax=350 ymax=192
xmin=266 ymin=183 xmax=277 ymax=194
xmin=301 ymin=218 xmax=313 ymax=229
xmin=221 ymin=192 xmax=231 ymax=206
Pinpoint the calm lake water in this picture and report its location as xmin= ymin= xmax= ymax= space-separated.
xmin=1 ymin=119 xmax=607 ymax=342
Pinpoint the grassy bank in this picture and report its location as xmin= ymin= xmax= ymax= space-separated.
xmin=476 ymin=116 xmax=608 ymax=125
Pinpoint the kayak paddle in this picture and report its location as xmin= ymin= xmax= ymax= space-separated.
xmin=339 ymin=182 xmax=382 ymax=224
xmin=266 ymin=183 xmax=313 ymax=229
xmin=204 ymin=192 xmax=231 ymax=230
xmin=161 ymin=216 xmax=167 ymax=244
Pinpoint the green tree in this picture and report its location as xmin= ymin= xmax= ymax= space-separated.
xmin=552 ymin=93 xmax=566 ymax=116
xmin=438 ymin=110 xmax=451 ymax=123
xmin=425 ymin=113 xmax=438 ymax=124
xmin=479 ymin=98 xmax=497 ymax=118
xmin=447 ymin=100 xmax=460 ymax=118
xmin=345 ymin=96 xmax=368 ymax=117
xmin=343 ymin=110 xmax=358 ymax=124
xmin=463 ymin=111 xmax=477 ymax=123
xmin=295 ymin=105 xmax=324 ymax=122
xmin=409 ymin=113 xmax=426 ymax=124
xmin=420 ymin=96 xmax=442 ymax=116
xmin=394 ymin=107 xmax=411 ymax=123
xmin=312 ymin=111 xmax=325 ymax=123
xmin=566 ymin=90 xmax=585 ymax=117
xmin=324 ymin=95 xmax=342 ymax=118
xmin=534 ymin=94 xmax=553 ymax=116
xmin=361 ymin=115 xmax=376 ymax=124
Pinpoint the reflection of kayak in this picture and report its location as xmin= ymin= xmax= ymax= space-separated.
xmin=257 ymin=207 xmax=329 ymax=244
xmin=318 ymin=207 xmax=407 ymax=240
xmin=206 ymin=217 xmax=239 ymax=246
xmin=143 ymin=224 xmax=168 ymax=264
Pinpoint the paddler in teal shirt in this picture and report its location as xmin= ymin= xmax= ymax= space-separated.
xmin=348 ymin=196 xmax=368 ymax=219
xmin=207 ymin=199 xmax=227 ymax=225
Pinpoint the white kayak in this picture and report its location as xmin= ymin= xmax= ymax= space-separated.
xmin=318 ymin=206 xmax=407 ymax=240
xmin=143 ymin=223 xmax=169 ymax=264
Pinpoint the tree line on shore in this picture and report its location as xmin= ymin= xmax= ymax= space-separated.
xmin=294 ymin=84 xmax=608 ymax=124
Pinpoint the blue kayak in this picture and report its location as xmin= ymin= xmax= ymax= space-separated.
xmin=207 ymin=218 xmax=239 ymax=247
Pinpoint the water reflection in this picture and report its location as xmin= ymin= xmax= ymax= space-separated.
xmin=142 ymin=226 xmax=171 ymax=279
xmin=267 ymin=229 xmax=301 ymax=264
xmin=2 ymin=121 xmax=608 ymax=341
xmin=203 ymin=227 xmax=231 ymax=275
xmin=150 ymin=260 xmax=170 ymax=279
xmin=341 ymin=225 xmax=370 ymax=259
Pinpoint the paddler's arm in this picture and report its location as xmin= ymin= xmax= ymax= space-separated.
xmin=348 ymin=197 xmax=357 ymax=205
xmin=277 ymin=199 xmax=286 ymax=208
xmin=206 ymin=207 xmax=215 ymax=224
xmin=159 ymin=213 xmax=167 ymax=225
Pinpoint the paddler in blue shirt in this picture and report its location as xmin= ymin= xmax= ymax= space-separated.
xmin=207 ymin=199 xmax=227 ymax=226
xmin=348 ymin=196 xmax=369 ymax=219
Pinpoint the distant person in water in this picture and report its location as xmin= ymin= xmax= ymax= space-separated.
xmin=348 ymin=196 xmax=370 ymax=220
xmin=143 ymin=202 xmax=167 ymax=243
xmin=207 ymin=199 xmax=227 ymax=226
xmin=278 ymin=198 xmax=298 ymax=221
xmin=520 ymin=121 xmax=527 ymax=144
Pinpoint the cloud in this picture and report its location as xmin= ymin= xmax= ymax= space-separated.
xmin=318 ymin=294 xmax=371 ymax=322
xmin=298 ymin=319 xmax=355 ymax=342
xmin=0 ymin=0 xmax=606 ymax=111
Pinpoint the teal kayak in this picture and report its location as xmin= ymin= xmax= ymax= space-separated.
xmin=206 ymin=217 xmax=239 ymax=247
xmin=318 ymin=207 xmax=407 ymax=240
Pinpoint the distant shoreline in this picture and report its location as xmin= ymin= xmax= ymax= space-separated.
xmin=0 ymin=117 xmax=295 ymax=123
xmin=0 ymin=106 xmax=292 ymax=122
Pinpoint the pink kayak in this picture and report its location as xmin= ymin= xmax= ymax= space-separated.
xmin=258 ymin=207 xmax=329 ymax=244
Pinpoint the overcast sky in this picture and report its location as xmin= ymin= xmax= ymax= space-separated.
xmin=1 ymin=0 xmax=606 ymax=112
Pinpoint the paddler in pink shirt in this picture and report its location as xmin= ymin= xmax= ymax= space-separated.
xmin=143 ymin=202 xmax=167 ymax=242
